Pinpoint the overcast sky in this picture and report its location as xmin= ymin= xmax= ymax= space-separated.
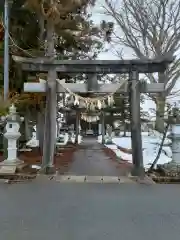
xmin=91 ymin=1 xmax=180 ymax=117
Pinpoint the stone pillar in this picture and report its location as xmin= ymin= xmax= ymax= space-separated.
xmin=75 ymin=111 xmax=80 ymax=144
xmin=98 ymin=123 xmax=102 ymax=135
xmin=68 ymin=124 xmax=74 ymax=144
xmin=101 ymin=112 xmax=105 ymax=144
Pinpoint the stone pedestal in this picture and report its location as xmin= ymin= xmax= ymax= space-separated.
xmin=3 ymin=132 xmax=22 ymax=165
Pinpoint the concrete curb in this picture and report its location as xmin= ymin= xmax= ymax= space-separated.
xmin=54 ymin=175 xmax=136 ymax=183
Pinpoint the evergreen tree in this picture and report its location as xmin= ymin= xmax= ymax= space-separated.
xmin=4 ymin=0 xmax=111 ymax=146
xmin=0 ymin=0 xmax=109 ymax=93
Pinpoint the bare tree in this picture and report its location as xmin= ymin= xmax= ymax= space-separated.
xmin=103 ymin=0 xmax=180 ymax=132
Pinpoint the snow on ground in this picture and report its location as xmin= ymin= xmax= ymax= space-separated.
xmin=26 ymin=132 xmax=82 ymax=148
xmin=98 ymin=131 xmax=172 ymax=170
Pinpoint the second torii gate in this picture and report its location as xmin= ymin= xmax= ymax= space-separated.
xmin=13 ymin=56 xmax=172 ymax=176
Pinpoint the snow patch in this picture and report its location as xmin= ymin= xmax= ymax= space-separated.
xmin=98 ymin=131 xmax=172 ymax=170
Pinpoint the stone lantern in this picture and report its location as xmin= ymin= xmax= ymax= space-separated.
xmin=0 ymin=104 xmax=24 ymax=169
xmin=165 ymin=107 xmax=180 ymax=171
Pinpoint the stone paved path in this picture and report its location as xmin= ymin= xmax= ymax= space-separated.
xmin=67 ymin=137 xmax=123 ymax=176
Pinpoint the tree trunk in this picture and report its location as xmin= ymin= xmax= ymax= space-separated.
xmin=148 ymin=123 xmax=169 ymax=172
xmin=36 ymin=112 xmax=45 ymax=153
xmin=155 ymin=95 xmax=166 ymax=133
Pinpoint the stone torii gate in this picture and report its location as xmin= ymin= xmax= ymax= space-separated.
xmin=13 ymin=56 xmax=172 ymax=176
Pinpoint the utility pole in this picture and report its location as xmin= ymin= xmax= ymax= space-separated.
xmin=3 ymin=0 xmax=9 ymax=101
xmin=3 ymin=0 xmax=10 ymax=160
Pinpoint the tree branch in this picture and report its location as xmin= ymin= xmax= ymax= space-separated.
xmin=104 ymin=0 xmax=180 ymax=95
